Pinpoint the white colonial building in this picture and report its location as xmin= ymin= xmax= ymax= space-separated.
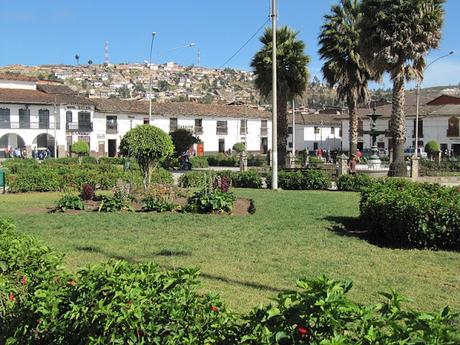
xmin=0 ymin=73 xmax=272 ymax=158
xmin=339 ymin=93 xmax=460 ymax=156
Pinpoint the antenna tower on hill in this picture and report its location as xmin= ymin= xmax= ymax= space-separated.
xmin=104 ymin=41 xmax=110 ymax=65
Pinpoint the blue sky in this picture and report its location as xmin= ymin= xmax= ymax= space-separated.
xmin=1 ymin=0 xmax=459 ymax=88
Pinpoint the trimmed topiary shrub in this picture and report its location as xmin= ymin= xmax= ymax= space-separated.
xmin=232 ymin=142 xmax=246 ymax=153
xmin=360 ymin=179 xmax=460 ymax=250
xmin=337 ymin=173 xmax=375 ymax=192
xmin=425 ymin=140 xmax=440 ymax=159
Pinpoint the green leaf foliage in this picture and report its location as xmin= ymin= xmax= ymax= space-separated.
xmin=170 ymin=129 xmax=199 ymax=156
xmin=266 ymin=170 xmax=331 ymax=190
xmin=55 ymin=194 xmax=84 ymax=212
xmin=360 ymin=179 xmax=460 ymax=250
xmin=70 ymin=141 xmax=90 ymax=156
xmin=337 ymin=173 xmax=375 ymax=192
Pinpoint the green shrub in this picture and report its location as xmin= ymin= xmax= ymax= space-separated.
xmin=178 ymin=171 xmax=216 ymax=188
xmin=232 ymin=170 xmax=263 ymax=188
xmin=232 ymin=142 xmax=246 ymax=153
xmin=141 ymin=196 xmax=176 ymax=212
xmin=425 ymin=140 xmax=440 ymax=157
xmin=267 ymin=170 xmax=330 ymax=190
xmin=186 ymin=189 xmax=236 ymax=214
xmin=205 ymin=153 xmax=238 ymax=167
xmin=81 ymin=156 xmax=98 ymax=164
xmin=151 ymin=167 xmax=173 ymax=185
xmin=98 ymin=195 xmax=129 ymax=212
xmin=247 ymin=154 xmax=267 ymax=167
xmin=55 ymin=194 xmax=84 ymax=212
xmin=42 ymin=157 xmax=79 ymax=165
xmin=7 ymin=166 xmax=60 ymax=192
xmin=70 ymin=141 xmax=90 ymax=157
xmin=360 ymin=179 xmax=460 ymax=250
xmin=190 ymin=155 xmax=209 ymax=168
xmin=337 ymin=173 xmax=375 ymax=192
xmin=308 ymin=156 xmax=324 ymax=164
xmin=234 ymin=275 xmax=460 ymax=344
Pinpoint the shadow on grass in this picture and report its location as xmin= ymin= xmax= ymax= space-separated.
xmin=324 ymin=216 xmax=402 ymax=249
xmin=74 ymin=245 xmax=137 ymax=263
xmin=152 ymin=249 xmax=192 ymax=257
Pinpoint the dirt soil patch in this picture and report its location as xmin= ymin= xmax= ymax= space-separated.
xmin=233 ymin=198 xmax=251 ymax=216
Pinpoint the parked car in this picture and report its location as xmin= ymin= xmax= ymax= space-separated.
xmin=404 ymin=147 xmax=428 ymax=159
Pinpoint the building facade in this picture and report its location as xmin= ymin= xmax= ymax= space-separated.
xmin=0 ymin=74 xmax=272 ymax=158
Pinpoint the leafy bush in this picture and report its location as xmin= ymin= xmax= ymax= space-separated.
xmin=232 ymin=170 xmax=263 ymax=189
xmin=267 ymin=170 xmax=330 ymax=190
xmin=80 ymin=183 xmax=95 ymax=200
xmin=81 ymin=156 xmax=98 ymax=164
xmin=232 ymin=142 xmax=246 ymax=153
xmin=178 ymin=171 xmax=216 ymax=188
xmin=70 ymin=141 xmax=90 ymax=157
xmin=190 ymin=155 xmax=209 ymax=168
xmin=247 ymin=154 xmax=267 ymax=167
xmin=308 ymin=156 xmax=324 ymax=164
xmin=234 ymin=275 xmax=460 ymax=344
xmin=55 ymin=194 xmax=85 ymax=212
xmin=360 ymin=179 xmax=460 ymax=250
xmin=170 ymin=128 xmax=199 ymax=156
xmin=425 ymin=140 xmax=440 ymax=157
xmin=142 ymin=196 xmax=176 ymax=212
xmin=337 ymin=173 xmax=375 ymax=192
xmin=186 ymin=189 xmax=236 ymax=214
xmin=98 ymin=156 xmax=126 ymax=165
xmin=7 ymin=166 xmax=60 ymax=192
xmin=206 ymin=153 xmax=238 ymax=167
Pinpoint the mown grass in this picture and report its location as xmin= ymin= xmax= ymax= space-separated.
xmin=1 ymin=189 xmax=459 ymax=313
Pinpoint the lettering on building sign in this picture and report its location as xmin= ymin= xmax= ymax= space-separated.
xmin=67 ymin=105 xmax=92 ymax=110
xmin=179 ymin=125 xmax=194 ymax=131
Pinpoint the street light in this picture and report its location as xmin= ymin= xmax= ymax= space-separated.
xmin=414 ymin=51 xmax=454 ymax=156
xmin=157 ymin=43 xmax=196 ymax=63
xmin=148 ymin=32 xmax=157 ymax=124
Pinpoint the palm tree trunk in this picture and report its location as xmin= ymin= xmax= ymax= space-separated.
xmin=389 ymin=73 xmax=407 ymax=177
xmin=277 ymin=97 xmax=288 ymax=168
xmin=348 ymin=100 xmax=358 ymax=157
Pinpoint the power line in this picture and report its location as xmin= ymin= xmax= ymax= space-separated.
xmin=219 ymin=18 xmax=270 ymax=70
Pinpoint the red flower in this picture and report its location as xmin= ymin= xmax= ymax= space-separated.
xmin=210 ymin=306 xmax=219 ymax=313
xmin=20 ymin=276 xmax=27 ymax=285
xmin=297 ymin=326 xmax=309 ymax=336
xmin=8 ymin=292 xmax=15 ymax=302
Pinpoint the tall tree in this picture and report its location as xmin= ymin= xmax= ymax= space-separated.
xmin=251 ymin=26 xmax=309 ymax=167
xmin=319 ymin=0 xmax=372 ymax=157
xmin=75 ymin=54 xmax=80 ymax=66
xmin=360 ymin=0 xmax=445 ymax=176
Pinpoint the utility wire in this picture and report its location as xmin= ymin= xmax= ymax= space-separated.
xmin=219 ymin=18 xmax=270 ymax=70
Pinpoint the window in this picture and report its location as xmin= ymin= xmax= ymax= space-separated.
xmin=38 ymin=109 xmax=50 ymax=129
xmin=313 ymin=142 xmax=319 ymax=150
xmin=240 ymin=119 xmax=248 ymax=135
xmin=195 ymin=119 xmax=203 ymax=135
xmin=78 ymin=111 xmax=92 ymax=132
xmin=412 ymin=119 xmax=424 ymax=138
xmin=143 ymin=118 xmax=149 ymax=125
xmin=447 ymin=116 xmax=459 ymax=137
xmin=106 ymin=116 xmax=118 ymax=134
xmin=66 ymin=111 xmax=73 ymax=124
xmin=170 ymin=118 xmax=178 ymax=132
xmin=261 ymin=120 xmax=268 ymax=136
xmin=216 ymin=120 xmax=228 ymax=135
xmin=288 ymin=126 xmax=293 ymax=135
xmin=0 ymin=108 xmax=11 ymax=129
xmin=330 ymin=127 xmax=335 ymax=135
xmin=314 ymin=126 xmax=320 ymax=134
xmin=19 ymin=108 xmax=30 ymax=129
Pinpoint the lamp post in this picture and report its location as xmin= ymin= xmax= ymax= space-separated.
xmin=414 ymin=51 xmax=454 ymax=156
xmin=148 ymin=32 xmax=157 ymax=124
xmin=158 ymin=43 xmax=196 ymax=62
xmin=271 ymin=0 xmax=278 ymax=190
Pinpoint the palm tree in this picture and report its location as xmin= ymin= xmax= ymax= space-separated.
xmin=251 ymin=26 xmax=309 ymax=167
xmin=319 ymin=0 xmax=372 ymax=157
xmin=75 ymin=54 xmax=80 ymax=66
xmin=360 ymin=0 xmax=445 ymax=176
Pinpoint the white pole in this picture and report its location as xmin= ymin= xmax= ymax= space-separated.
xmin=414 ymin=83 xmax=420 ymax=157
xmin=54 ymin=95 xmax=57 ymax=158
xmin=292 ymin=99 xmax=295 ymax=156
xmin=149 ymin=32 xmax=156 ymax=124
xmin=271 ymin=0 xmax=278 ymax=190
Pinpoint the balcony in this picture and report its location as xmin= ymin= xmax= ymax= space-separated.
xmin=6 ymin=121 xmax=59 ymax=129
xmin=106 ymin=123 xmax=118 ymax=134
xmin=66 ymin=122 xmax=93 ymax=132
xmin=260 ymin=127 xmax=268 ymax=136
xmin=216 ymin=127 xmax=228 ymax=135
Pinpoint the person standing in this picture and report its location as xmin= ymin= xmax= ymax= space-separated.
xmin=348 ymin=154 xmax=358 ymax=175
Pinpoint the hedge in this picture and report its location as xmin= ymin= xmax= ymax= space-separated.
xmin=4 ymin=161 xmax=173 ymax=192
xmin=266 ymin=170 xmax=331 ymax=190
xmin=336 ymin=173 xmax=375 ymax=192
xmin=178 ymin=170 xmax=263 ymax=189
xmin=360 ymin=179 xmax=460 ymax=250
xmin=1 ymin=218 xmax=459 ymax=344
xmin=190 ymin=156 xmax=209 ymax=168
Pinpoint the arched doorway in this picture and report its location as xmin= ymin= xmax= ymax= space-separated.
xmin=0 ymin=133 xmax=26 ymax=158
xmin=33 ymin=133 xmax=56 ymax=158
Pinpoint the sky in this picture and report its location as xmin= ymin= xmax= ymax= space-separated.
xmin=1 ymin=0 xmax=460 ymax=89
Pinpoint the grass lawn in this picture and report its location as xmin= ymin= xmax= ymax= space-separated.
xmin=1 ymin=189 xmax=459 ymax=313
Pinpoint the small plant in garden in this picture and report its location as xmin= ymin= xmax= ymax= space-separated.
xmin=55 ymin=194 xmax=84 ymax=212
xmin=186 ymin=175 xmax=235 ymax=214
xmin=142 ymin=196 xmax=177 ymax=212
xmin=80 ymin=183 xmax=95 ymax=200
xmin=97 ymin=194 xmax=129 ymax=212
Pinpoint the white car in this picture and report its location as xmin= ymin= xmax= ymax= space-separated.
xmin=404 ymin=148 xmax=428 ymax=159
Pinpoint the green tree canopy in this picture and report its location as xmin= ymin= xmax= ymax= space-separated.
xmin=119 ymin=125 xmax=174 ymax=189
xmin=359 ymin=0 xmax=445 ymax=176
xmin=251 ymin=26 xmax=309 ymax=167
xmin=170 ymin=129 xmax=199 ymax=157
xmin=319 ymin=0 xmax=373 ymax=157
